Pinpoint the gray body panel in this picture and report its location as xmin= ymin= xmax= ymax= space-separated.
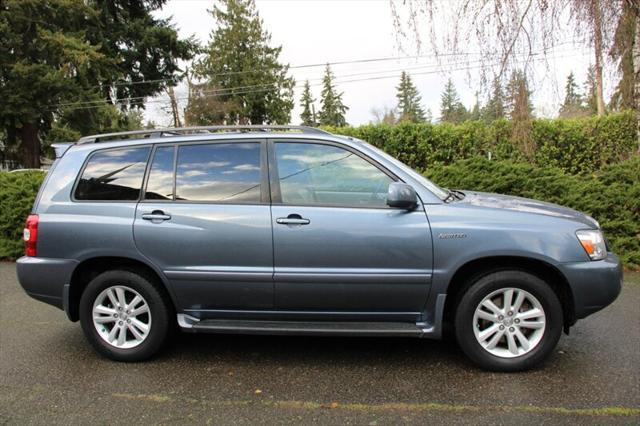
xmin=16 ymin=130 xmax=622 ymax=337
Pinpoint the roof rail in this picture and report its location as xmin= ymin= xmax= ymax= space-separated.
xmin=77 ymin=125 xmax=331 ymax=144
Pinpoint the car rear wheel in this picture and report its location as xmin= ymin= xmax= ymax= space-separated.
xmin=454 ymin=270 xmax=563 ymax=372
xmin=79 ymin=269 xmax=172 ymax=362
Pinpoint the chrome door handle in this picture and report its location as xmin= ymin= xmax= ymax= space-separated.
xmin=141 ymin=210 xmax=171 ymax=222
xmin=276 ymin=214 xmax=310 ymax=225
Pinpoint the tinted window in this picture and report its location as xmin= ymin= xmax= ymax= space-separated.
xmin=145 ymin=146 xmax=175 ymax=200
xmin=275 ymin=143 xmax=393 ymax=207
xmin=176 ymin=143 xmax=261 ymax=202
xmin=75 ymin=147 xmax=150 ymax=201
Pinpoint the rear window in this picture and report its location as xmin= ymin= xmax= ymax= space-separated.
xmin=75 ymin=147 xmax=151 ymax=201
xmin=175 ymin=143 xmax=261 ymax=202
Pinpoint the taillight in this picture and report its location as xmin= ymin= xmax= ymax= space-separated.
xmin=23 ymin=214 xmax=39 ymax=257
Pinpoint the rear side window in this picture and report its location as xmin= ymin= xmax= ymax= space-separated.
xmin=145 ymin=146 xmax=175 ymax=200
xmin=75 ymin=147 xmax=150 ymax=201
xmin=175 ymin=143 xmax=261 ymax=202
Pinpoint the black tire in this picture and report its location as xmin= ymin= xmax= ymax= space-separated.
xmin=454 ymin=270 xmax=563 ymax=372
xmin=79 ymin=269 xmax=173 ymax=362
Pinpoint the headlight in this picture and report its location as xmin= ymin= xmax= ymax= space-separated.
xmin=576 ymin=230 xmax=607 ymax=260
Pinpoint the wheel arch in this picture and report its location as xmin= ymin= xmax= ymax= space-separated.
xmin=66 ymin=256 xmax=176 ymax=322
xmin=443 ymin=256 xmax=576 ymax=333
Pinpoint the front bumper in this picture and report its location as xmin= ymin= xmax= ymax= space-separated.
xmin=559 ymin=253 xmax=623 ymax=320
xmin=16 ymin=256 xmax=78 ymax=311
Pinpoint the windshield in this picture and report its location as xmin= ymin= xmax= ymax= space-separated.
xmin=356 ymin=139 xmax=450 ymax=200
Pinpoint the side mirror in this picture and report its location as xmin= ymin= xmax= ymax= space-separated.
xmin=387 ymin=182 xmax=418 ymax=210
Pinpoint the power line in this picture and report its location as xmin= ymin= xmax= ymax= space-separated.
xmin=53 ymin=52 xmax=586 ymax=114
xmin=89 ymin=39 xmax=586 ymax=89
xmin=49 ymin=47 xmax=587 ymax=111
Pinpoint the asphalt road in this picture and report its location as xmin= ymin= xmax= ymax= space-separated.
xmin=1 ymin=262 xmax=639 ymax=425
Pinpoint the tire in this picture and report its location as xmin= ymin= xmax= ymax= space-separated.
xmin=79 ymin=269 xmax=173 ymax=362
xmin=454 ymin=270 xmax=562 ymax=372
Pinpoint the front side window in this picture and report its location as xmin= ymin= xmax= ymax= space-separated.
xmin=275 ymin=142 xmax=393 ymax=207
xmin=75 ymin=147 xmax=150 ymax=201
xmin=175 ymin=143 xmax=262 ymax=202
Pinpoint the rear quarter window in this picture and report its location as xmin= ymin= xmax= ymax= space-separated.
xmin=75 ymin=147 xmax=151 ymax=201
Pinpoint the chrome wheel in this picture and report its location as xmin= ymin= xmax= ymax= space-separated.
xmin=473 ymin=287 xmax=546 ymax=358
xmin=92 ymin=285 xmax=151 ymax=349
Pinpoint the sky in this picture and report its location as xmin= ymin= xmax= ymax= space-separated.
xmin=146 ymin=0 xmax=601 ymax=127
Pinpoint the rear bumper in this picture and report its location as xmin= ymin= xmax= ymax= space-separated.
xmin=16 ymin=256 xmax=77 ymax=311
xmin=559 ymin=253 xmax=623 ymax=320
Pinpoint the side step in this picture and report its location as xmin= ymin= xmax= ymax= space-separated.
xmin=178 ymin=315 xmax=425 ymax=337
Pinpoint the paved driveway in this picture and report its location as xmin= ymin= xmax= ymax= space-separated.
xmin=1 ymin=262 xmax=638 ymax=424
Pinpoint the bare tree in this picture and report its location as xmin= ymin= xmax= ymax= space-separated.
xmin=389 ymin=0 xmax=624 ymax=117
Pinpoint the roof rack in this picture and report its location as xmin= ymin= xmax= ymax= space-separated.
xmin=77 ymin=125 xmax=331 ymax=144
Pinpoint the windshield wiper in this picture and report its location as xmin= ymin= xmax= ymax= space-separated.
xmin=444 ymin=189 xmax=456 ymax=203
xmin=452 ymin=189 xmax=466 ymax=200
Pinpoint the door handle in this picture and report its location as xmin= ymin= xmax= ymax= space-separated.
xmin=276 ymin=214 xmax=310 ymax=225
xmin=141 ymin=210 xmax=171 ymax=222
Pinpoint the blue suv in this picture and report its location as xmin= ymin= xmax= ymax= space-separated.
xmin=17 ymin=125 xmax=622 ymax=371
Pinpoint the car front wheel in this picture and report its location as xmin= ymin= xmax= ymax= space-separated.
xmin=454 ymin=270 xmax=563 ymax=372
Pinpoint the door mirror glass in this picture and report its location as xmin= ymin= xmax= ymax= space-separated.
xmin=387 ymin=183 xmax=418 ymax=210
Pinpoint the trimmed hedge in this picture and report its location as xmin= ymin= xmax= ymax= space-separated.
xmin=324 ymin=111 xmax=637 ymax=174
xmin=424 ymin=157 xmax=640 ymax=269
xmin=0 ymin=171 xmax=45 ymax=259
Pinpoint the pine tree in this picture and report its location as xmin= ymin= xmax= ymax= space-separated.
xmin=299 ymin=80 xmax=317 ymax=126
xmin=609 ymin=0 xmax=636 ymax=111
xmin=439 ymin=79 xmax=468 ymax=123
xmin=584 ymin=65 xmax=599 ymax=115
xmin=318 ymin=65 xmax=348 ymax=127
xmin=559 ymin=72 xmax=586 ymax=118
xmin=395 ymin=71 xmax=426 ymax=122
xmin=482 ymin=78 xmax=506 ymax=122
xmin=505 ymin=70 xmax=535 ymax=157
xmin=192 ymin=0 xmax=294 ymax=124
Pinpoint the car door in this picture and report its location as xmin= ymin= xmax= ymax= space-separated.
xmin=133 ymin=140 xmax=274 ymax=314
xmin=269 ymin=140 xmax=433 ymax=319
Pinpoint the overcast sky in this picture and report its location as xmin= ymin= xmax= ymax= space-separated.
xmin=147 ymin=0 xmax=600 ymax=127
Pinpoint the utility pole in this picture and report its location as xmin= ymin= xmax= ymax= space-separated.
xmin=167 ymin=86 xmax=182 ymax=128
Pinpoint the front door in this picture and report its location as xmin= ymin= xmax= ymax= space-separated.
xmin=133 ymin=140 xmax=274 ymax=314
xmin=269 ymin=141 xmax=433 ymax=318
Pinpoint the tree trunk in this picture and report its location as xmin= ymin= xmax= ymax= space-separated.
xmin=20 ymin=122 xmax=40 ymax=169
xmin=634 ymin=3 xmax=640 ymax=151
xmin=593 ymin=0 xmax=606 ymax=116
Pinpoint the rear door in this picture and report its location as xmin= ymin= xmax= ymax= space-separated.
xmin=133 ymin=140 xmax=274 ymax=313
xmin=269 ymin=140 xmax=433 ymax=318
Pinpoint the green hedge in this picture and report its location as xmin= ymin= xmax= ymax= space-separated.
xmin=0 ymin=171 xmax=45 ymax=259
xmin=424 ymin=157 xmax=640 ymax=269
xmin=325 ymin=111 xmax=637 ymax=174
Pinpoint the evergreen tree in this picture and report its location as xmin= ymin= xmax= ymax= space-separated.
xmin=505 ymin=70 xmax=534 ymax=119
xmin=609 ymin=0 xmax=636 ymax=111
xmin=439 ymin=79 xmax=468 ymax=123
xmin=0 ymin=0 xmax=196 ymax=167
xmin=584 ymin=65 xmax=599 ymax=115
xmin=318 ymin=65 xmax=348 ymax=127
xmin=482 ymin=78 xmax=506 ymax=122
xmin=192 ymin=0 xmax=294 ymax=124
xmin=395 ymin=71 xmax=425 ymax=122
xmin=299 ymin=80 xmax=317 ymax=126
xmin=559 ymin=72 xmax=586 ymax=118
xmin=505 ymin=70 xmax=535 ymax=157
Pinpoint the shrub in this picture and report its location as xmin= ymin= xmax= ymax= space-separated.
xmin=0 ymin=171 xmax=46 ymax=259
xmin=324 ymin=111 xmax=637 ymax=175
xmin=424 ymin=156 xmax=640 ymax=269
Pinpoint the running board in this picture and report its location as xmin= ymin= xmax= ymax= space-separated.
xmin=177 ymin=314 xmax=427 ymax=337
